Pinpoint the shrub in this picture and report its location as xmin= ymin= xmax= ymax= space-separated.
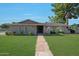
xmin=13 ymin=32 xmax=16 ymax=35
xmin=50 ymin=31 xmax=56 ymax=34
xmin=58 ymin=29 xmax=64 ymax=34
xmin=5 ymin=32 xmax=8 ymax=35
xmin=16 ymin=32 xmax=25 ymax=35
xmin=69 ymin=29 xmax=75 ymax=34
xmin=55 ymin=28 xmax=64 ymax=34
xmin=28 ymin=32 xmax=34 ymax=35
xmin=20 ymin=32 xmax=24 ymax=35
xmin=6 ymin=32 xmax=13 ymax=35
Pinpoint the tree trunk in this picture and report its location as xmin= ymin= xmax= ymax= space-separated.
xmin=66 ymin=19 xmax=68 ymax=25
xmin=65 ymin=19 xmax=68 ymax=25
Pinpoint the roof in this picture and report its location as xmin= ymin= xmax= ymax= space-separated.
xmin=44 ymin=22 xmax=67 ymax=27
xmin=18 ymin=19 xmax=41 ymax=24
xmin=10 ymin=19 xmax=68 ymax=27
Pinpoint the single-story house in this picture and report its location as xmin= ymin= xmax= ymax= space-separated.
xmin=7 ymin=19 xmax=71 ymax=35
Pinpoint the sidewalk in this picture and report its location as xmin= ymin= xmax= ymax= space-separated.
xmin=35 ymin=35 xmax=53 ymax=56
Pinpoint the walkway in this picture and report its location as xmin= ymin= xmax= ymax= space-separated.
xmin=35 ymin=35 xmax=53 ymax=56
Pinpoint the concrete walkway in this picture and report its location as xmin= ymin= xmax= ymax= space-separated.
xmin=35 ymin=35 xmax=53 ymax=56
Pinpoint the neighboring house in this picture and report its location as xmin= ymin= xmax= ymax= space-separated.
xmin=75 ymin=24 xmax=79 ymax=33
xmin=0 ymin=27 xmax=6 ymax=35
xmin=7 ymin=19 xmax=70 ymax=35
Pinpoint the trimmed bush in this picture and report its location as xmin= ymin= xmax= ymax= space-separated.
xmin=50 ymin=31 xmax=56 ymax=34
xmin=20 ymin=32 xmax=24 ymax=35
xmin=5 ymin=32 xmax=13 ymax=35
xmin=58 ymin=29 xmax=64 ymax=34
xmin=28 ymin=32 xmax=34 ymax=35
xmin=13 ymin=32 xmax=16 ymax=35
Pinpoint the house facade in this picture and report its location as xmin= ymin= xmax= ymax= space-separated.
xmin=7 ymin=19 xmax=70 ymax=35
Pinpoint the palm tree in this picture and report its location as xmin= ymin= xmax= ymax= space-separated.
xmin=48 ymin=15 xmax=65 ymax=23
xmin=50 ymin=3 xmax=79 ymax=25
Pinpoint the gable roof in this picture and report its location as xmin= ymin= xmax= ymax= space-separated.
xmin=18 ymin=19 xmax=40 ymax=24
xmin=10 ymin=19 xmax=67 ymax=27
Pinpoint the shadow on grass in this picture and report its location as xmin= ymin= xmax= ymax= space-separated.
xmin=44 ymin=34 xmax=64 ymax=36
xmin=6 ymin=34 xmax=64 ymax=36
xmin=6 ymin=34 xmax=37 ymax=36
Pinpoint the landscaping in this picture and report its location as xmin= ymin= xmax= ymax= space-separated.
xmin=45 ymin=34 xmax=79 ymax=56
xmin=0 ymin=36 xmax=36 ymax=56
xmin=0 ymin=34 xmax=79 ymax=56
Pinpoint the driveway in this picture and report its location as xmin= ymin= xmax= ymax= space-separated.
xmin=0 ymin=31 xmax=6 ymax=35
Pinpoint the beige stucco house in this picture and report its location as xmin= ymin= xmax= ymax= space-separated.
xmin=7 ymin=19 xmax=70 ymax=35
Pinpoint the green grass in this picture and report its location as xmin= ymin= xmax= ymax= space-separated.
xmin=45 ymin=34 xmax=79 ymax=56
xmin=0 ymin=36 xmax=36 ymax=56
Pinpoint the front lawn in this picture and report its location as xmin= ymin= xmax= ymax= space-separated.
xmin=0 ymin=36 xmax=36 ymax=56
xmin=45 ymin=34 xmax=79 ymax=56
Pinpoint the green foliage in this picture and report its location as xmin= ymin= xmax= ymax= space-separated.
xmin=55 ymin=28 xmax=64 ymax=34
xmin=48 ymin=16 xmax=64 ymax=23
xmin=50 ymin=30 xmax=56 ymax=34
xmin=45 ymin=34 xmax=79 ymax=56
xmin=6 ymin=31 xmax=35 ymax=36
xmin=20 ymin=32 xmax=24 ymax=35
xmin=0 ymin=36 xmax=36 ymax=56
xmin=49 ymin=28 xmax=64 ymax=35
xmin=70 ymin=24 xmax=77 ymax=30
xmin=28 ymin=32 xmax=34 ymax=36
xmin=50 ymin=3 xmax=79 ymax=25
xmin=0 ymin=24 xmax=9 ymax=29
xmin=5 ymin=32 xmax=13 ymax=35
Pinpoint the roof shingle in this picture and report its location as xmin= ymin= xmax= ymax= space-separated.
xmin=19 ymin=19 xmax=40 ymax=24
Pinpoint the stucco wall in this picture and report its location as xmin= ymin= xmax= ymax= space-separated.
xmin=8 ymin=26 xmax=20 ymax=34
xmin=75 ymin=27 xmax=79 ymax=33
xmin=43 ymin=26 xmax=56 ymax=34
xmin=8 ymin=25 xmax=37 ymax=35
xmin=8 ymin=25 xmax=70 ymax=35
xmin=43 ymin=26 xmax=70 ymax=34
xmin=58 ymin=26 xmax=70 ymax=34
xmin=26 ymin=26 xmax=37 ymax=35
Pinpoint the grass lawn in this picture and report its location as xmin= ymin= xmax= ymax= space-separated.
xmin=45 ymin=34 xmax=79 ymax=56
xmin=0 ymin=36 xmax=36 ymax=56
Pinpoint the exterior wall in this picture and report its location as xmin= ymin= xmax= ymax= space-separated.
xmin=43 ymin=26 xmax=70 ymax=34
xmin=43 ymin=26 xmax=56 ymax=34
xmin=58 ymin=26 xmax=70 ymax=34
xmin=8 ymin=25 xmax=70 ymax=35
xmin=75 ymin=27 xmax=79 ymax=33
xmin=8 ymin=25 xmax=37 ymax=35
xmin=8 ymin=25 xmax=20 ymax=34
xmin=26 ymin=25 xmax=37 ymax=35
xmin=43 ymin=26 xmax=49 ymax=34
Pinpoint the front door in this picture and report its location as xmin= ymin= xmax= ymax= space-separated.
xmin=37 ymin=26 xmax=43 ymax=34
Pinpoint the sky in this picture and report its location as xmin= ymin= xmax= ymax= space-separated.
xmin=0 ymin=3 xmax=79 ymax=25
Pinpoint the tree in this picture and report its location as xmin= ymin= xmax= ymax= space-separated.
xmin=50 ymin=3 xmax=79 ymax=25
xmin=70 ymin=24 xmax=77 ymax=30
xmin=0 ymin=24 xmax=9 ymax=29
xmin=48 ymin=16 xmax=64 ymax=23
xmin=12 ymin=22 xmax=17 ymax=24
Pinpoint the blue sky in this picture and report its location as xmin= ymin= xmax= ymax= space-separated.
xmin=0 ymin=3 xmax=79 ymax=25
